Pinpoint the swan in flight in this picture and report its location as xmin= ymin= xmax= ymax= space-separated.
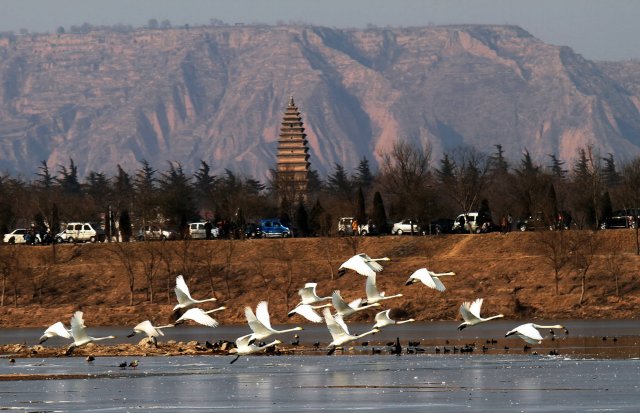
xmin=288 ymin=303 xmax=332 ymax=323
xmin=457 ymin=298 xmax=504 ymax=330
xmin=364 ymin=273 xmax=403 ymax=305
xmin=173 ymin=274 xmax=217 ymax=312
xmin=65 ymin=311 xmax=116 ymax=355
xmin=245 ymin=301 xmax=303 ymax=342
xmin=372 ymin=309 xmax=415 ymax=330
xmin=505 ymin=323 xmax=568 ymax=344
xmin=297 ymin=282 xmax=332 ymax=305
xmin=229 ymin=334 xmax=282 ymax=364
xmin=323 ymin=308 xmax=379 ymax=355
xmin=173 ymin=306 xmax=225 ymax=327
xmin=405 ymin=268 xmax=455 ymax=292
xmin=331 ymin=290 xmax=381 ymax=318
xmin=39 ymin=321 xmax=73 ymax=344
xmin=338 ymin=253 xmax=390 ymax=277
xmin=126 ymin=320 xmax=175 ymax=346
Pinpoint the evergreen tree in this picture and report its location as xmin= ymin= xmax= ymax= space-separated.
xmin=57 ymin=158 xmax=81 ymax=194
xmin=158 ymin=162 xmax=195 ymax=226
xmin=602 ymin=153 xmax=619 ymax=187
xmin=353 ymin=157 xmax=374 ymax=189
xmin=295 ymin=201 xmax=309 ymax=237
xmin=308 ymin=198 xmax=325 ymax=236
xmin=548 ymin=154 xmax=567 ymax=180
xmin=327 ymin=163 xmax=352 ymax=197
xmin=119 ymin=209 xmax=132 ymax=242
xmin=371 ymin=191 xmax=388 ymax=234
xmin=35 ymin=161 xmax=55 ymax=189
xmin=134 ymin=160 xmax=158 ymax=225
xmin=488 ymin=144 xmax=509 ymax=175
xmin=355 ymin=187 xmax=366 ymax=223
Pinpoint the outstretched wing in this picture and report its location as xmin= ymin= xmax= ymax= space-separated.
xmin=365 ymin=274 xmax=381 ymax=301
xmin=70 ymin=311 xmax=89 ymax=342
xmin=179 ymin=308 xmax=218 ymax=328
xmin=459 ymin=301 xmax=479 ymax=323
xmin=43 ymin=321 xmax=72 ymax=340
xmin=255 ymin=301 xmax=273 ymax=330
xmin=174 ymin=275 xmax=194 ymax=306
xmin=245 ymin=305 xmax=271 ymax=336
xmin=339 ymin=255 xmax=376 ymax=277
xmin=331 ymin=290 xmax=352 ymax=314
xmin=359 ymin=253 xmax=384 ymax=272
xmin=288 ymin=304 xmax=323 ymax=323
xmin=323 ymin=308 xmax=346 ymax=341
xmin=469 ymin=298 xmax=484 ymax=318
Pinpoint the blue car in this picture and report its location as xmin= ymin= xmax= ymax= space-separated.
xmin=258 ymin=219 xmax=291 ymax=238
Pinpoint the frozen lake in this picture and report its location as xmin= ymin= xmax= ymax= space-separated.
xmin=2 ymin=320 xmax=640 ymax=411
xmin=2 ymin=354 xmax=640 ymax=412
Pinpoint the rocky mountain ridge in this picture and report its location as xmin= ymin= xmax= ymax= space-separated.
xmin=1 ymin=24 xmax=639 ymax=180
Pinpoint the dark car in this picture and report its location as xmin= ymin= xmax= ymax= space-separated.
xmin=244 ymin=223 xmax=262 ymax=238
xmin=600 ymin=209 xmax=640 ymax=230
xmin=422 ymin=218 xmax=455 ymax=235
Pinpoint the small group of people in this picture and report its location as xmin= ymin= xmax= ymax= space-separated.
xmin=23 ymin=227 xmax=54 ymax=245
xmin=499 ymin=214 xmax=513 ymax=234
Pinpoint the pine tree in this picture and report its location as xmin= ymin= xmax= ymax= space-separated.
xmin=371 ymin=191 xmax=388 ymax=234
xmin=119 ymin=209 xmax=132 ymax=242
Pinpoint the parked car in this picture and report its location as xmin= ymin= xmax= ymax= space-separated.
xmin=188 ymin=222 xmax=219 ymax=239
xmin=452 ymin=213 xmax=481 ymax=233
xmin=516 ymin=213 xmax=551 ymax=232
xmin=422 ymin=218 xmax=455 ymax=235
xmin=244 ymin=223 xmax=262 ymax=239
xmin=391 ymin=219 xmax=421 ymax=235
xmin=337 ymin=217 xmax=375 ymax=236
xmin=600 ymin=209 xmax=640 ymax=230
xmin=3 ymin=228 xmax=29 ymax=244
xmin=55 ymin=222 xmax=105 ymax=243
xmin=258 ymin=219 xmax=291 ymax=238
xmin=137 ymin=226 xmax=177 ymax=241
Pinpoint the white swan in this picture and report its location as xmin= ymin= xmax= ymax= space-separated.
xmin=126 ymin=320 xmax=175 ymax=346
xmin=297 ymin=282 xmax=332 ymax=305
xmin=364 ymin=273 xmax=403 ymax=304
xmin=405 ymin=268 xmax=455 ymax=292
xmin=245 ymin=301 xmax=303 ymax=341
xmin=288 ymin=303 xmax=332 ymax=323
xmin=229 ymin=334 xmax=281 ymax=364
xmin=173 ymin=274 xmax=217 ymax=311
xmin=323 ymin=308 xmax=379 ymax=355
xmin=331 ymin=290 xmax=381 ymax=318
xmin=173 ymin=306 xmax=225 ymax=327
xmin=338 ymin=253 xmax=390 ymax=277
xmin=39 ymin=321 xmax=72 ymax=344
xmin=505 ymin=323 xmax=567 ymax=344
xmin=65 ymin=311 xmax=116 ymax=355
xmin=458 ymin=298 xmax=504 ymax=330
xmin=372 ymin=309 xmax=415 ymax=329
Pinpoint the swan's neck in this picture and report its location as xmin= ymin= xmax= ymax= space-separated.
xmin=532 ymin=324 xmax=563 ymax=329
xmin=484 ymin=314 xmax=504 ymax=321
xmin=397 ymin=319 xmax=415 ymax=325
xmin=355 ymin=329 xmax=379 ymax=340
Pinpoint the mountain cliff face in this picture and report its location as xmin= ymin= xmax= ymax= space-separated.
xmin=1 ymin=25 xmax=639 ymax=180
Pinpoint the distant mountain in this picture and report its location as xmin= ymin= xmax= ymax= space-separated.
xmin=1 ymin=25 xmax=639 ymax=180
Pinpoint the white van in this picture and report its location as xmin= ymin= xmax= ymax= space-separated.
xmin=452 ymin=212 xmax=481 ymax=233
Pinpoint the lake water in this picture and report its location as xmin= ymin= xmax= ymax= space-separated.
xmin=2 ymin=320 xmax=640 ymax=411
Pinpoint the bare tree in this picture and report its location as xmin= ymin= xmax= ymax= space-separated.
xmin=108 ymin=243 xmax=137 ymax=305
xmin=567 ymin=231 xmax=599 ymax=305
xmin=603 ymin=250 xmax=625 ymax=297
xmin=200 ymin=242 xmax=224 ymax=298
xmin=535 ymin=230 xmax=568 ymax=295
xmin=221 ymin=239 xmax=236 ymax=297
xmin=268 ymin=240 xmax=295 ymax=311
xmin=619 ymin=158 xmax=640 ymax=254
xmin=175 ymin=239 xmax=198 ymax=279
xmin=139 ymin=242 xmax=163 ymax=303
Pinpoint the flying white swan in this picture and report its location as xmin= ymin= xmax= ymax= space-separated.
xmin=173 ymin=274 xmax=217 ymax=312
xmin=126 ymin=320 xmax=175 ymax=346
xmin=229 ymin=334 xmax=282 ymax=364
xmin=323 ymin=308 xmax=379 ymax=355
xmin=65 ymin=311 xmax=116 ymax=355
xmin=173 ymin=306 xmax=225 ymax=327
xmin=338 ymin=253 xmax=390 ymax=277
xmin=39 ymin=321 xmax=73 ymax=344
xmin=297 ymin=282 xmax=332 ymax=305
xmin=331 ymin=290 xmax=381 ymax=318
xmin=405 ymin=268 xmax=455 ymax=292
xmin=457 ymin=298 xmax=504 ymax=330
xmin=288 ymin=303 xmax=332 ymax=323
xmin=245 ymin=301 xmax=303 ymax=342
xmin=505 ymin=323 xmax=567 ymax=344
xmin=364 ymin=273 xmax=403 ymax=304
xmin=372 ymin=309 xmax=415 ymax=329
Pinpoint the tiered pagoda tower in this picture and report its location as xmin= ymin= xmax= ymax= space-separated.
xmin=276 ymin=96 xmax=310 ymax=201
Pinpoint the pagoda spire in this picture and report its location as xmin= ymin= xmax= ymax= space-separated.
xmin=276 ymin=95 xmax=310 ymax=202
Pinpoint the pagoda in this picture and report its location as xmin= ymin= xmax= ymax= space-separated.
xmin=276 ymin=96 xmax=310 ymax=200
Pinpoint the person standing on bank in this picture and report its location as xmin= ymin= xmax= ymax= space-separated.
xmin=204 ymin=220 xmax=213 ymax=240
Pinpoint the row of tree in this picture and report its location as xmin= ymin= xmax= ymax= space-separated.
xmin=1 ymin=142 xmax=640 ymax=239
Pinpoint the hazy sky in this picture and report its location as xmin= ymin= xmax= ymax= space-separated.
xmin=1 ymin=0 xmax=638 ymax=61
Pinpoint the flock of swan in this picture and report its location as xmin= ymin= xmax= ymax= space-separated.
xmin=37 ymin=253 xmax=567 ymax=361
